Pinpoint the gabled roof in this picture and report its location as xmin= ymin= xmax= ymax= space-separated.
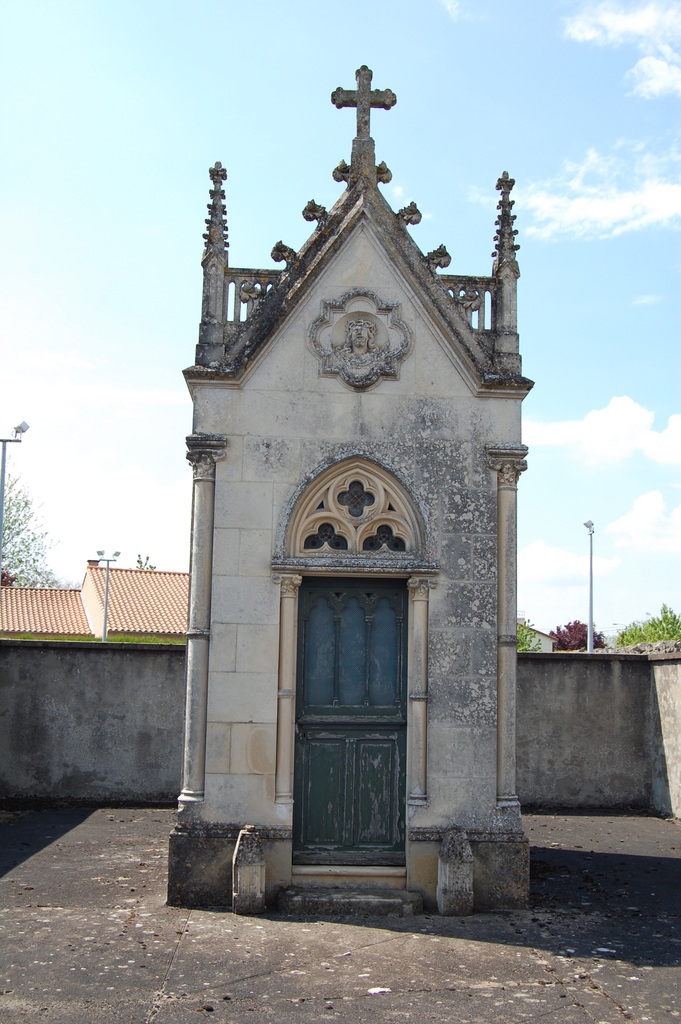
xmin=82 ymin=566 xmax=189 ymax=636
xmin=1 ymin=587 xmax=91 ymax=636
xmin=186 ymin=65 xmax=533 ymax=399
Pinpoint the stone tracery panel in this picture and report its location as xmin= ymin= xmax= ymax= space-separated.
xmin=288 ymin=459 xmax=421 ymax=559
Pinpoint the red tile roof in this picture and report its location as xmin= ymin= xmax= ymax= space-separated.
xmin=1 ymin=587 xmax=92 ymax=636
xmin=1 ymin=566 xmax=189 ymax=638
xmin=82 ymin=566 xmax=189 ymax=637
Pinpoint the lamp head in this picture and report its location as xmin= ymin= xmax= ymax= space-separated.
xmin=584 ymin=520 xmax=594 ymax=533
xmin=113 ymin=551 xmax=121 ymax=559
xmin=96 ymin=550 xmax=105 ymax=558
xmin=13 ymin=421 xmax=29 ymax=437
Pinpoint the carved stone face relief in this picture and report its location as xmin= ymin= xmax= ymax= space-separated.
xmin=309 ymin=289 xmax=411 ymax=388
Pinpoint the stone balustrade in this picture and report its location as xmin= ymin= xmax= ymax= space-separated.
xmin=440 ymin=275 xmax=496 ymax=333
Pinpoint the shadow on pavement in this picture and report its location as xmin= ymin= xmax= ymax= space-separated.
xmin=0 ymin=807 xmax=95 ymax=876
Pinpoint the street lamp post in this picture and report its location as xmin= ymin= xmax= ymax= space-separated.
xmin=584 ymin=520 xmax=594 ymax=654
xmin=96 ymin=550 xmax=120 ymax=642
xmin=0 ymin=422 xmax=30 ymax=586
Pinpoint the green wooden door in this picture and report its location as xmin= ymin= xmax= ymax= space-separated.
xmin=293 ymin=578 xmax=407 ymax=865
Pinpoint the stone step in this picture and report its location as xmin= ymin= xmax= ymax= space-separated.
xmin=277 ymin=886 xmax=423 ymax=917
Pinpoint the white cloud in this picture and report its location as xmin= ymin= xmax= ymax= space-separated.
xmin=524 ymin=396 xmax=681 ymax=465
xmin=565 ymin=2 xmax=681 ymax=45
xmin=628 ymin=52 xmax=681 ymax=96
xmin=565 ymin=2 xmax=681 ymax=98
xmin=633 ymin=293 xmax=662 ymax=303
xmin=438 ymin=0 xmax=461 ymax=20
xmin=519 ymin=539 xmax=620 ymax=585
xmin=523 ymin=144 xmax=681 ymax=238
xmin=606 ymin=490 xmax=681 ymax=550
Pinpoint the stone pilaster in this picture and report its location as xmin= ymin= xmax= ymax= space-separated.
xmin=487 ymin=444 xmax=528 ymax=810
xmin=407 ymin=576 xmax=436 ymax=805
xmin=179 ymin=434 xmax=228 ymax=810
xmin=273 ymin=573 xmax=303 ymax=804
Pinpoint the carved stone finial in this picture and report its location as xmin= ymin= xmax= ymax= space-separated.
xmin=398 ymin=201 xmax=422 ymax=226
xmin=202 ymin=161 xmax=228 ymax=263
xmin=331 ymin=67 xmax=396 ymax=187
xmin=332 ymin=159 xmax=351 ymax=183
xmin=331 ymin=65 xmax=396 ymax=141
xmin=302 ymin=200 xmax=327 ymax=224
xmin=271 ymin=241 xmax=297 ymax=268
xmin=426 ymin=244 xmax=451 ymax=271
xmin=375 ymin=161 xmax=392 ymax=184
xmin=492 ymin=170 xmax=520 ymax=277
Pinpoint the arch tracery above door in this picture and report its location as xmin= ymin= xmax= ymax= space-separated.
xmin=286 ymin=458 xmax=425 ymax=563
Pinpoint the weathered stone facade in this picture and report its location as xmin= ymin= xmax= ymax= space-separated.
xmin=168 ymin=66 xmax=533 ymax=910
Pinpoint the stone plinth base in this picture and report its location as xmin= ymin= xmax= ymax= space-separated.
xmin=437 ymin=829 xmax=474 ymax=915
xmin=470 ymin=835 xmax=529 ymax=910
xmin=168 ymin=827 xmax=529 ymax=911
xmin=167 ymin=827 xmax=293 ymax=908
xmin=167 ymin=830 xmax=236 ymax=908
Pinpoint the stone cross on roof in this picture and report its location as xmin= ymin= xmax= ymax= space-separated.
xmin=331 ymin=66 xmax=396 ymax=141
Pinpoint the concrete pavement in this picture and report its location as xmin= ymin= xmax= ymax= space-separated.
xmin=0 ymin=807 xmax=679 ymax=1023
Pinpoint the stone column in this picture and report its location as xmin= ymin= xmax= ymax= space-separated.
xmin=487 ymin=444 xmax=528 ymax=808
xmin=179 ymin=434 xmax=228 ymax=806
xmin=407 ymin=576 xmax=436 ymax=805
xmin=273 ymin=573 xmax=303 ymax=804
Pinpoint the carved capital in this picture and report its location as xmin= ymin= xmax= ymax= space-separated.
xmin=273 ymin=573 xmax=303 ymax=595
xmin=407 ymin=576 xmax=437 ymax=598
xmin=186 ymin=434 xmax=228 ymax=479
xmin=486 ymin=444 xmax=529 ymax=487
xmin=426 ymin=244 xmax=451 ymax=271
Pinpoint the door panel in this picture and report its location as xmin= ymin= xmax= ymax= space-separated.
xmin=293 ymin=578 xmax=407 ymax=865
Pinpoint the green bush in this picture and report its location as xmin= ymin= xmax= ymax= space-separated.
xmin=517 ymin=620 xmax=541 ymax=652
xmin=616 ymin=604 xmax=681 ymax=646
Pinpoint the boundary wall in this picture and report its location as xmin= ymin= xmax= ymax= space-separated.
xmin=1 ymin=641 xmax=678 ymax=814
xmin=0 ymin=640 xmax=185 ymax=803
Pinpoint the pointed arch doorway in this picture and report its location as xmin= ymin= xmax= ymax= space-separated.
xmin=273 ymin=457 xmax=436 ymax=871
xmin=293 ymin=575 xmax=408 ymax=865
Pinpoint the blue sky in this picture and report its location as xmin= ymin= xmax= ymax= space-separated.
xmin=1 ymin=0 xmax=679 ymax=635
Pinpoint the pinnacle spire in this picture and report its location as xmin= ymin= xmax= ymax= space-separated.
xmin=202 ymin=162 xmax=228 ymax=265
xmin=492 ymin=171 xmax=520 ymax=278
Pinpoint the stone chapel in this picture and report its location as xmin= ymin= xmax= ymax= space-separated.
xmin=168 ymin=66 xmax=533 ymax=913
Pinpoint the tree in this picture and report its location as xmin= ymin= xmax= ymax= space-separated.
xmin=549 ymin=620 xmax=606 ymax=651
xmin=136 ymin=554 xmax=157 ymax=570
xmin=517 ymin=619 xmax=541 ymax=652
xmin=1 ymin=474 xmax=58 ymax=587
xmin=616 ymin=604 xmax=681 ymax=647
